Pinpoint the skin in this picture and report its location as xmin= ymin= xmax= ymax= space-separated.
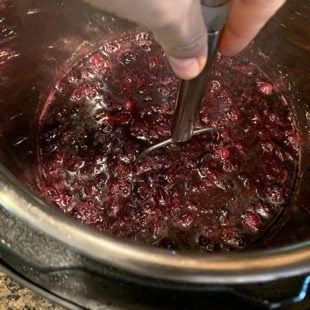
xmin=83 ymin=0 xmax=286 ymax=80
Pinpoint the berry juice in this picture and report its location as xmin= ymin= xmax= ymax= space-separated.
xmin=38 ymin=32 xmax=299 ymax=252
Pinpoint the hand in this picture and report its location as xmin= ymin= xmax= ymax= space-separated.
xmin=83 ymin=0 xmax=285 ymax=80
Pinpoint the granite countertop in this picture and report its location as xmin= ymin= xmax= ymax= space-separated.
xmin=0 ymin=271 xmax=64 ymax=310
xmin=1 ymin=269 xmax=309 ymax=309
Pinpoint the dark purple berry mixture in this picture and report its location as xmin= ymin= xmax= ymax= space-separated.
xmin=38 ymin=32 xmax=299 ymax=252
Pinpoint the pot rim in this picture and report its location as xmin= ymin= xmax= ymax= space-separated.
xmin=0 ymin=164 xmax=309 ymax=284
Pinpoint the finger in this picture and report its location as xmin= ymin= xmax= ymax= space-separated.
xmin=219 ymin=0 xmax=285 ymax=56
xmin=151 ymin=1 xmax=208 ymax=79
xmin=83 ymin=0 xmax=208 ymax=80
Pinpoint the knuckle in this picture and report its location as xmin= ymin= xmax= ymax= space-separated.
xmin=149 ymin=7 xmax=183 ymax=29
xmin=163 ymin=31 xmax=207 ymax=58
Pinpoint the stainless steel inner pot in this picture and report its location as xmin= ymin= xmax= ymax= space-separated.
xmin=0 ymin=0 xmax=309 ymax=294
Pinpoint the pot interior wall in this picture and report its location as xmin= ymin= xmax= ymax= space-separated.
xmin=0 ymin=0 xmax=134 ymax=182
xmin=0 ymin=0 xmax=309 ymax=250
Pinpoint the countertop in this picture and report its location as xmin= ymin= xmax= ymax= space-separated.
xmin=0 ymin=271 xmax=63 ymax=310
xmin=1 ymin=269 xmax=309 ymax=309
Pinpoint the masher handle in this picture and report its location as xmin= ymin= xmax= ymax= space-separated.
xmin=171 ymin=1 xmax=230 ymax=142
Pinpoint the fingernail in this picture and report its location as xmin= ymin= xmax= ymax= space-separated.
xmin=168 ymin=56 xmax=207 ymax=80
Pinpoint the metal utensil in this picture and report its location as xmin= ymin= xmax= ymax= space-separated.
xmin=139 ymin=127 xmax=219 ymax=158
xmin=171 ymin=31 xmax=220 ymax=142
xmin=138 ymin=1 xmax=230 ymax=158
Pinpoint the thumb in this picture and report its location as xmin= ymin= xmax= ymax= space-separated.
xmin=152 ymin=1 xmax=208 ymax=80
xmin=83 ymin=0 xmax=208 ymax=80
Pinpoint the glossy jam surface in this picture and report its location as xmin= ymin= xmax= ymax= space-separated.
xmin=38 ymin=32 xmax=299 ymax=252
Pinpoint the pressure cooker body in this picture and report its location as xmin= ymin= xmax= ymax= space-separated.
xmin=0 ymin=0 xmax=309 ymax=308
